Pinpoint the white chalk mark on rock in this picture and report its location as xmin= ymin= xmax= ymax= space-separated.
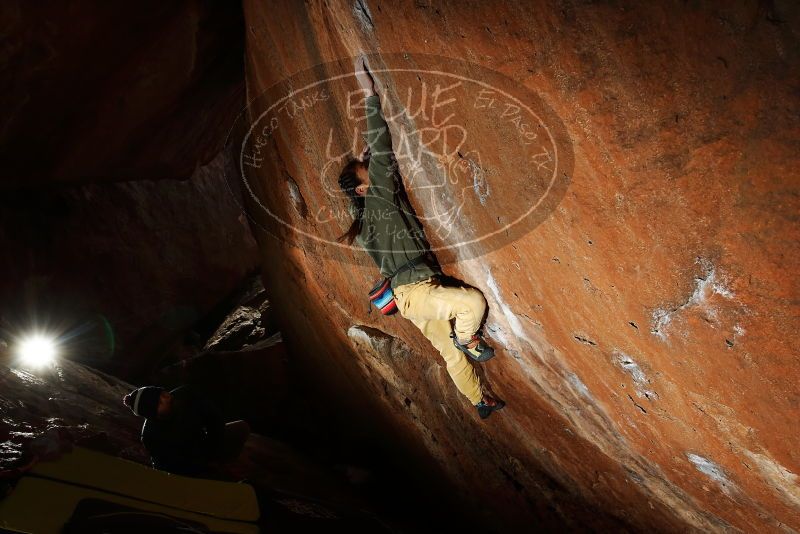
xmin=484 ymin=321 xmax=510 ymax=347
xmin=286 ymin=175 xmax=306 ymax=217
xmin=486 ymin=271 xmax=532 ymax=345
xmin=651 ymin=257 xmax=736 ymax=341
xmin=613 ymin=350 xmax=658 ymax=400
xmin=464 ymin=152 xmax=490 ymax=206
xmin=566 ymin=372 xmax=593 ymax=401
xmin=744 ymin=450 xmax=800 ymax=508
xmin=687 ymin=453 xmax=738 ymax=497
xmin=353 ymin=0 xmax=374 ymax=32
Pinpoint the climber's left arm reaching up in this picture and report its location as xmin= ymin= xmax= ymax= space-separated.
xmin=354 ymin=56 xmax=397 ymax=198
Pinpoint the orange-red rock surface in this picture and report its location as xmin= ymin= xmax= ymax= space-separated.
xmin=239 ymin=1 xmax=800 ymax=531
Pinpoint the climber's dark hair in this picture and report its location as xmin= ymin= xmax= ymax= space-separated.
xmin=337 ymin=156 xmax=368 ymax=245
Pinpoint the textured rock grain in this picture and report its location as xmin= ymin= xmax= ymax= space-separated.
xmin=239 ymin=1 xmax=800 ymax=531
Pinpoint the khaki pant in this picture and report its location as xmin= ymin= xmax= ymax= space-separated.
xmin=393 ymin=277 xmax=486 ymax=405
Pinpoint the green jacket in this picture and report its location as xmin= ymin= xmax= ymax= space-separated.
xmin=356 ymin=94 xmax=441 ymax=288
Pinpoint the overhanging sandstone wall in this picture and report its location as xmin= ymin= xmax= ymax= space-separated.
xmin=239 ymin=1 xmax=799 ymax=530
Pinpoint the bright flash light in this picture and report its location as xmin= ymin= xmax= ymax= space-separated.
xmin=16 ymin=335 xmax=58 ymax=366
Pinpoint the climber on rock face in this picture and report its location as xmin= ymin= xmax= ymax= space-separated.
xmin=337 ymin=55 xmax=505 ymax=420
xmin=123 ymin=385 xmax=250 ymax=476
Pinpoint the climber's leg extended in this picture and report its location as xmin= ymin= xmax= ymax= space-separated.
xmin=394 ymin=278 xmax=494 ymax=362
xmin=405 ymin=316 xmax=483 ymax=405
xmin=404 ymin=315 xmax=504 ymax=418
xmin=394 ymin=279 xmax=505 ymax=417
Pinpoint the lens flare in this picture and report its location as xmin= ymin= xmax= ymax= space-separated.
xmin=16 ymin=335 xmax=58 ymax=366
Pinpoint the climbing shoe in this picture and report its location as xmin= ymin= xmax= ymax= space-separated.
xmin=450 ymin=330 xmax=495 ymax=362
xmin=476 ymin=396 xmax=505 ymax=419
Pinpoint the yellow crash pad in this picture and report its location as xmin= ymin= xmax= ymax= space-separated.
xmin=29 ymin=447 xmax=259 ymax=522
xmin=0 ymin=476 xmax=259 ymax=534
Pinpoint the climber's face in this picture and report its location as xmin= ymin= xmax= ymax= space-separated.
xmin=355 ymin=162 xmax=369 ymax=196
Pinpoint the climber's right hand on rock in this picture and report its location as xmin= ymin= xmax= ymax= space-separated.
xmin=354 ymin=55 xmax=376 ymax=97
